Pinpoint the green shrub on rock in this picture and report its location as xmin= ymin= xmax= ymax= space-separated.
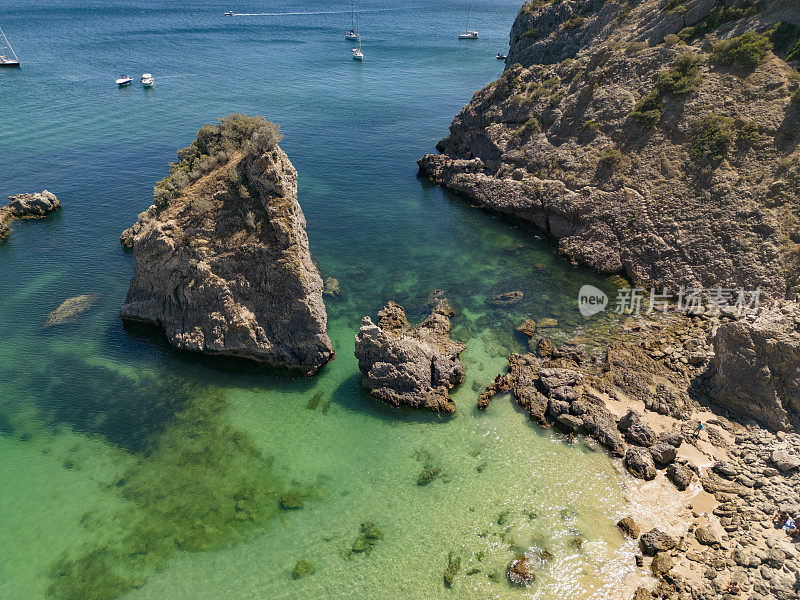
xmin=689 ymin=114 xmax=735 ymax=165
xmin=152 ymin=114 xmax=282 ymax=210
xmin=712 ymin=32 xmax=772 ymax=69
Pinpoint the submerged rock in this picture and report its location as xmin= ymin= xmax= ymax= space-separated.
xmin=417 ymin=466 xmax=441 ymax=486
xmin=44 ymin=294 xmax=99 ymax=327
xmin=279 ymin=493 xmax=303 ymax=510
xmin=507 ymin=554 xmax=535 ymax=586
xmin=443 ymin=552 xmax=460 ymax=587
xmin=322 ymin=277 xmax=341 ymax=298
xmin=486 ymin=291 xmax=523 ymax=307
xmin=291 ymin=560 xmax=315 ymax=579
xmin=516 ymin=318 xmax=537 ymax=337
xmin=354 ymin=299 xmax=466 ymax=413
xmin=351 ymin=521 xmax=384 ymax=555
xmin=119 ymin=114 xmax=334 ymax=375
xmin=0 ymin=190 xmax=61 ymax=241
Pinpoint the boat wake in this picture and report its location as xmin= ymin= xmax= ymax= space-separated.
xmin=229 ymin=9 xmax=395 ymax=16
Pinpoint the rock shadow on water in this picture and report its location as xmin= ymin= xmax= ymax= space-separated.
xmin=329 ymin=373 xmax=454 ymax=425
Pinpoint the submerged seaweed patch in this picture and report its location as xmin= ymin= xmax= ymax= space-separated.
xmin=46 ymin=383 xmax=282 ymax=600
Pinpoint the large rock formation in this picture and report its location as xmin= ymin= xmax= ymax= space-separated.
xmin=120 ymin=114 xmax=334 ymax=374
xmin=419 ymin=0 xmax=800 ymax=299
xmin=710 ymin=301 xmax=800 ymax=430
xmin=354 ymin=299 xmax=466 ymax=413
xmin=0 ymin=190 xmax=61 ymax=240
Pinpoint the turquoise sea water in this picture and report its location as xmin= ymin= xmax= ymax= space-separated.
xmin=1 ymin=2 xmax=638 ymax=599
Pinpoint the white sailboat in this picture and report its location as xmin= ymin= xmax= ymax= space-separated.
xmin=458 ymin=3 xmax=478 ymax=40
xmin=351 ymin=11 xmax=363 ymax=60
xmin=345 ymin=0 xmax=359 ymax=40
xmin=0 ymin=25 xmax=20 ymax=67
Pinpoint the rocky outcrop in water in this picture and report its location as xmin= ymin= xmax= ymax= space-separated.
xmin=0 ymin=190 xmax=61 ymax=241
xmin=710 ymin=301 xmax=800 ymax=431
xmin=419 ymin=0 xmax=800 ymax=298
xmin=354 ymin=299 xmax=466 ymax=413
xmin=120 ymin=114 xmax=334 ymax=374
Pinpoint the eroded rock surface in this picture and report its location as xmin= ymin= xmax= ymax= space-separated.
xmin=354 ymin=299 xmax=465 ymax=413
xmin=711 ymin=302 xmax=800 ymax=431
xmin=120 ymin=114 xmax=334 ymax=374
xmin=0 ymin=190 xmax=61 ymax=240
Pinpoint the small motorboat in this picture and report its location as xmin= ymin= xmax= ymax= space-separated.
xmin=116 ymin=75 xmax=132 ymax=86
xmin=141 ymin=73 xmax=154 ymax=87
xmin=496 ymin=53 xmax=507 ymax=60
xmin=224 ymin=11 xmax=235 ymax=16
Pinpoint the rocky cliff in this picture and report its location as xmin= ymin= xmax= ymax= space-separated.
xmin=420 ymin=0 xmax=800 ymax=299
xmin=711 ymin=301 xmax=800 ymax=430
xmin=120 ymin=114 xmax=334 ymax=374
xmin=0 ymin=190 xmax=60 ymax=241
xmin=354 ymin=299 xmax=466 ymax=413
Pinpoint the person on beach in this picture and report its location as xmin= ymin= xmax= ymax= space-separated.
xmin=783 ymin=514 xmax=797 ymax=538
xmin=692 ymin=421 xmax=704 ymax=440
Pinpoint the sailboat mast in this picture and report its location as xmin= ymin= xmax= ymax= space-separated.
xmin=351 ymin=0 xmax=356 ymax=29
xmin=0 ymin=26 xmax=18 ymax=60
xmin=466 ymin=4 xmax=470 ymax=30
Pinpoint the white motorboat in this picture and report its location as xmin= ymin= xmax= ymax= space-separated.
xmin=458 ymin=4 xmax=478 ymax=39
xmin=496 ymin=53 xmax=507 ymax=60
xmin=345 ymin=0 xmax=359 ymax=40
xmin=0 ymin=25 xmax=20 ymax=67
xmin=141 ymin=73 xmax=154 ymax=87
xmin=351 ymin=12 xmax=363 ymax=60
xmin=224 ymin=11 xmax=235 ymax=16
xmin=116 ymin=75 xmax=132 ymax=86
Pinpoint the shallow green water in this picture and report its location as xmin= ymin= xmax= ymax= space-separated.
xmin=0 ymin=1 xmax=637 ymax=599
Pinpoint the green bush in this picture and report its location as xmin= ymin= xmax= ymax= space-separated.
xmin=522 ymin=28 xmax=541 ymax=40
xmin=735 ymin=118 xmax=759 ymax=145
xmin=522 ymin=117 xmax=541 ymax=135
xmin=678 ymin=4 xmax=760 ymax=42
xmin=153 ymin=114 xmax=282 ymax=209
xmin=599 ymin=145 xmax=624 ymax=169
xmin=656 ymin=52 xmax=704 ymax=95
xmin=712 ymin=32 xmax=772 ymax=69
xmin=629 ymin=53 xmax=703 ymax=128
xmin=631 ymin=90 xmax=662 ymax=127
xmin=769 ymin=22 xmax=798 ymax=55
xmin=564 ymin=15 xmax=585 ymax=31
xmin=689 ymin=114 xmax=735 ymax=164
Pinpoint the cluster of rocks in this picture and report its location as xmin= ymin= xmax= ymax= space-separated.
xmin=354 ymin=298 xmax=466 ymax=413
xmin=476 ymin=303 xmax=800 ymax=599
xmin=0 ymin=190 xmax=61 ymax=241
xmin=617 ymin=420 xmax=800 ymax=600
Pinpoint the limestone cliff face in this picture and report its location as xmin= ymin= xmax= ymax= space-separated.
xmin=121 ymin=115 xmax=334 ymax=374
xmin=420 ymin=0 xmax=800 ymax=299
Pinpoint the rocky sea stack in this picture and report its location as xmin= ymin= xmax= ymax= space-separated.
xmin=354 ymin=298 xmax=466 ymax=413
xmin=0 ymin=190 xmax=61 ymax=241
xmin=419 ymin=0 xmax=800 ymax=298
xmin=120 ymin=114 xmax=334 ymax=374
